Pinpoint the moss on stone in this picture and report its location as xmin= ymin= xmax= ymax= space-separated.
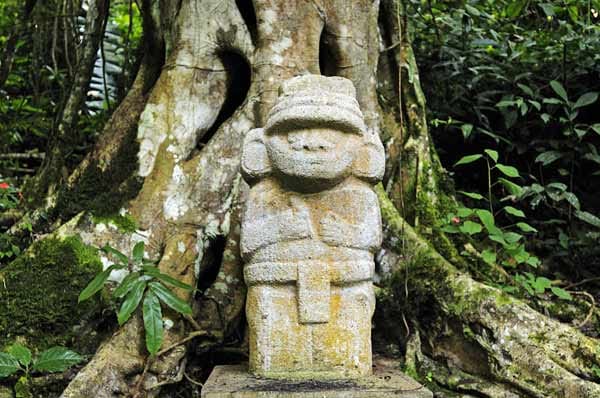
xmin=0 ymin=236 xmax=103 ymax=351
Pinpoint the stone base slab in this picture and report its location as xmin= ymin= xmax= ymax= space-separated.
xmin=201 ymin=363 xmax=433 ymax=398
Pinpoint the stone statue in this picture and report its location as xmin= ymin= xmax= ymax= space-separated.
xmin=240 ymin=75 xmax=385 ymax=379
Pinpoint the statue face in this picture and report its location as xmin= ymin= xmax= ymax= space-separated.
xmin=266 ymin=127 xmax=360 ymax=191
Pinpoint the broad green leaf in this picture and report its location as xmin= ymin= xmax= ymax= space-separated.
xmin=465 ymin=4 xmax=480 ymax=16
xmin=141 ymin=264 xmax=159 ymax=274
xmin=528 ymin=100 xmax=541 ymax=111
xmin=458 ymin=191 xmax=485 ymax=200
xmin=567 ymin=5 xmax=578 ymax=22
xmin=132 ymin=241 xmax=145 ymax=264
xmin=142 ymin=259 xmax=158 ymax=266
xmin=516 ymin=222 xmax=538 ymax=233
xmin=441 ymin=223 xmax=460 ymax=233
xmin=575 ymin=128 xmax=587 ymax=139
xmin=457 ymin=207 xmax=474 ymax=217
xmin=532 ymin=277 xmax=551 ymax=294
xmin=78 ymin=264 xmax=120 ymax=302
xmin=484 ymin=149 xmax=498 ymax=163
xmin=535 ymin=151 xmax=563 ymax=166
xmin=496 ymin=100 xmax=516 ymax=108
xmin=32 ymin=347 xmax=83 ymax=373
xmin=102 ymin=244 xmax=129 ymax=265
xmin=481 ymin=249 xmax=496 ymax=265
xmin=503 ymin=232 xmax=523 ymax=244
xmin=574 ymin=92 xmax=598 ymax=109
xmin=495 ymin=164 xmax=520 ymax=178
xmin=543 ymin=97 xmax=562 ymax=105
xmin=0 ymin=353 xmax=20 ymax=378
xmin=149 ymin=282 xmax=192 ymax=315
xmin=519 ymin=101 xmax=528 ymax=116
xmin=117 ymin=279 xmax=146 ymax=325
xmin=541 ymin=113 xmax=551 ymax=124
xmin=143 ymin=290 xmax=164 ymax=355
xmin=517 ymin=83 xmax=533 ymax=96
xmin=516 ymin=274 xmax=535 ymax=295
xmin=461 ymin=123 xmax=474 ymax=138
xmin=142 ymin=266 xmax=193 ymax=291
xmin=539 ymin=3 xmax=555 ymax=16
xmin=527 ymin=256 xmax=541 ymax=267
xmin=546 ymin=182 xmax=567 ymax=192
xmin=591 ymin=124 xmax=600 ymax=135
xmin=509 ymin=244 xmax=528 ymax=263
xmin=531 ymin=183 xmax=545 ymax=193
xmin=454 ymin=154 xmax=482 ymax=167
xmin=575 ymin=211 xmax=600 ymax=228
xmin=499 ymin=178 xmax=523 ymax=196
xmin=500 ymin=285 xmax=518 ymax=294
xmin=503 ymin=206 xmax=525 ymax=217
xmin=559 ymin=231 xmax=570 ymax=249
xmin=562 ymin=192 xmax=580 ymax=210
xmin=440 ymin=225 xmax=459 ymax=234
xmin=113 ymin=272 xmax=141 ymax=298
xmin=459 ymin=221 xmax=482 ymax=235
xmin=151 ymin=272 xmax=193 ymax=291
xmin=8 ymin=344 xmax=31 ymax=367
xmin=550 ymin=80 xmax=568 ymax=102
xmin=550 ymin=287 xmax=572 ymax=301
xmin=476 ymin=209 xmax=502 ymax=235
xmin=506 ymin=0 xmax=527 ymax=17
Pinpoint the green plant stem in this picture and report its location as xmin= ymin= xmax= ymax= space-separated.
xmin=568 ymin=156 xmax=575 ymax=223
xmin=486 ymin=157 xmax=493 ymax=214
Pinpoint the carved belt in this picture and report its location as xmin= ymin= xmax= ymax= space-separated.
xmin=244 ymin=261 xmax=373 ymax=324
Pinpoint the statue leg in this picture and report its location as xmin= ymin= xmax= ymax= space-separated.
xmin=312 ymin=282 xmax=375 ymax=378
xmin=246 ymin=284 xmax=313 ymax=377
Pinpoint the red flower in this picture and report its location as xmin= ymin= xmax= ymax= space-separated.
xmin=0 ymin=182 xmax=9 ymax=189
xmin=451 ymin=216 xmax=460 ymax=225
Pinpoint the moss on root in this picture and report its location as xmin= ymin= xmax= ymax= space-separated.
xmin=53 ymin=128 xmax=142 ymax=220
xmin=91 ymin=213 xmax=138 ymax=233
xmin=0 ymin=236 xmax=104 ymax=351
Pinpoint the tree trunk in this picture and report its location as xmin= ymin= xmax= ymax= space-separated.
xmin=7 ymin=0 xmax=598 ymax=397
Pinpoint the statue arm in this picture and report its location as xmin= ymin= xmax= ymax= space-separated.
xmin=320 ymin=188 xmax=382 ymax=251
xmin=241 ymin=187 xmax=312 ymax=257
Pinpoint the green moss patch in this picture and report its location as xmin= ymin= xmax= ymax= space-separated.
xmin=0 ymin=236 xmax=103 ymax=351
xmin=91 ymin=213 xmax=138 ymax=233
xmin=53 ymin=129 xmax=142 ymax=220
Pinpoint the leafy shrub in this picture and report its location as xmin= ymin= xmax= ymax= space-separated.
xmin=408 ymin=0 xmax=600 ymax=281
xmin=79 ymin=242 xmax=193 ymax=355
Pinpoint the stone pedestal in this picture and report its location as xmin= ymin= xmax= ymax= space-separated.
xmin=201 ymin=363 xmax=433 ymax=398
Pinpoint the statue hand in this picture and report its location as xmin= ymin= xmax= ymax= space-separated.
xmin=320 ymin=212 xmax=346 ymax=245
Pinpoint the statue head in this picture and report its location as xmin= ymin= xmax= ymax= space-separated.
xmin=241 ymin=75 xmax=384 ymax=192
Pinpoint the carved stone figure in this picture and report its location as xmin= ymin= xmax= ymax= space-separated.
xmin=240 ymin=75 xmax=385 ymax=379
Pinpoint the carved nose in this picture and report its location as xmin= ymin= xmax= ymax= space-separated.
xmin=288 ymin=133 xmax=333 ymax=151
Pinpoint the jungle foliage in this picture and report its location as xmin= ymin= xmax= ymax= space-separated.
xmin=404 ymin=0 xmax=600 ymax=313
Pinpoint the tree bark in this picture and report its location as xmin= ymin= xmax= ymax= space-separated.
xmin=5 ymin=0 xmax=598 ymax=397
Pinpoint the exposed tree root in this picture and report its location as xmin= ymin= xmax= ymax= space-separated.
xmin=377 ymin=186 xmax=600 ymax=397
